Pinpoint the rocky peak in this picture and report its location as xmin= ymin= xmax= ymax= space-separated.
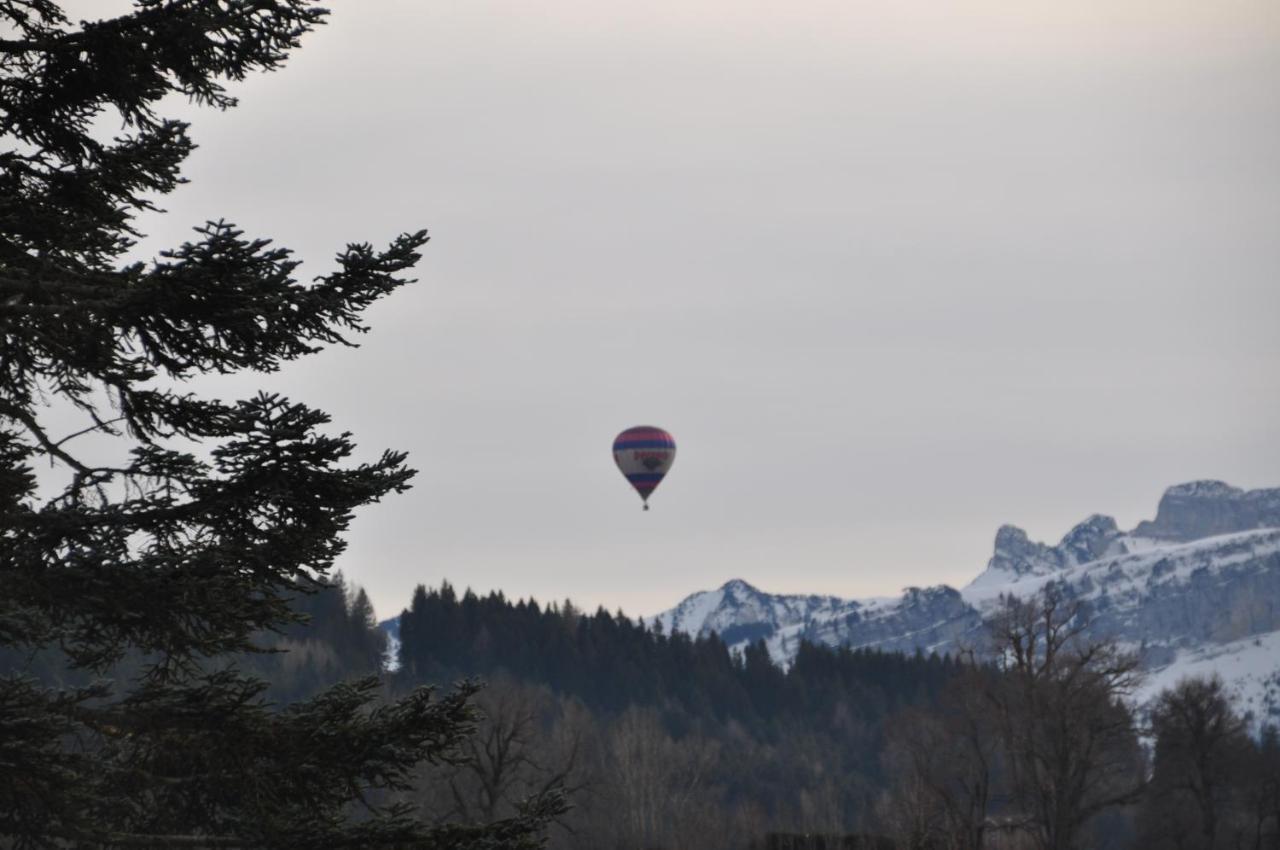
xmin=1166 ymin=480 xmax=1242 ymax=499
xmin=898 ymin=585 xmax=965 ymax=613
xmin=720 ymin=578 xmax=760 ymax=596
xmin=1133 ymin=481 xmax=1280 ymax=542
xmin=987 ymin=524 xmax=1064 ymax=579
xmin=993 ymin=524 xmax=1028 ymax=550
xmin=979 ymin=515 xmax=1123 ymax=586
xmin=1059 ymin=514 xmax=1121 ymax=564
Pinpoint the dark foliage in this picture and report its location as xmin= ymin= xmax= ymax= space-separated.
xmin=983 ymin=588 xmax=1146 ymax=850
xmin=1137 ymin=676 xmax=1280 ymax=850
xmin=750 ymin=836 xmax=896 ymax=850
xmin=395 ymin=581 xmax=961 ymax=844
xmin=395 ymin=582 xmax=958 ymax=744
xmin=0 ymin=1 xmax=560 ymax=847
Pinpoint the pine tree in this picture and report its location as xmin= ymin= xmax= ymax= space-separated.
xmin=0 ymin=2 xmax=560 ymax=846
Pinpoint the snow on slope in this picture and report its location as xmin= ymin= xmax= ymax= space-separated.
xmin=649 ymin=481 xmax=1280 ymax=721
xmin=378 ymin=616 xmax=402 ymax=672
xmin=655 ymin=584 xmax=725 ymax=636
xmin=652 ymin=578 xmax=867 ymax=652
xmin=1137 ymin=630 xmax=1280 ymax=727
xmin=655 ymin=528 xmax=1280 ymax=662
xmin=962 ymin=527 xmax=1280 ymax=610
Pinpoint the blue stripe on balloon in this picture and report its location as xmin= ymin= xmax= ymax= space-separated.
xmin=613 ymin=440 xmax=675 ymax=450
xmin=626 ymin=472 xmax=666 ymax=483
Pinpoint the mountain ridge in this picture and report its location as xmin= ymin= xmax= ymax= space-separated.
xmin=649 ymin=480 xmax=1280 ymax=723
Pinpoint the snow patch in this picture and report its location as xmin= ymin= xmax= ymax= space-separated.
xmin=1136 ymin=630 xmax=1280 ymax=728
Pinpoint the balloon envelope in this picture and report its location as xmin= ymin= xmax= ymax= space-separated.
xmin=613 ymin=426 xmax=676 ymax=507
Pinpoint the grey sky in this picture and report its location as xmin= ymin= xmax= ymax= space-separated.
xmin=74 ymin=0 xmax=1280 ymax=619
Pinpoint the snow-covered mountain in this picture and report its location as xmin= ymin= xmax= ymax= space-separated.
xmin=650 ymin=481 xmax=1280 ymax=724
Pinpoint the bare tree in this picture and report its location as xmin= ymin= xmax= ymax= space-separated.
xmin=1142 ymin=675 xmax=1252 ymax=850
xmin=418 ymin=676 xmax=585 ymax=827
xmin=878 ymin=738 xmax=947 ymax=850
xmin=983 ymin=585 xmax=1145 ymax=850
xmin=606 ymin=707 xmax=722 ymax=850
xmin=880 ymin=661 xmax=1001 ymax=850
xmin=1242 ymin=725 xmax=1280 ymax=850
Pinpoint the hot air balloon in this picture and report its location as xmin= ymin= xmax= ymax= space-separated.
xmin=613 ymin=426 xmax=676 ymax=510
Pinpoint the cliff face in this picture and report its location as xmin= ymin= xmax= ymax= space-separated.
xmin=1124 ymin=544 xmax=1280 ymax=646
xmin=1050 ymin=530 xmax=1280 ymax=652
xmin=1133 ymin=481 xmax=1280 ymax=541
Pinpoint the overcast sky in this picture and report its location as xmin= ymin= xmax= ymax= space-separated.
xmin=76 ymin=0 xmax=1280 ymax=620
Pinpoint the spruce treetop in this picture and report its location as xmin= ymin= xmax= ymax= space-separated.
xmin=0 ymin=2 xmax=560 ymax=846
xmin=1 ymin=0 xmax=424 ymax=669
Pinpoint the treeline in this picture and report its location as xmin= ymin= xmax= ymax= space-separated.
xmin=0 ymin=572 xmax=388 ymax=707
xmin=252 ymin=572 xmax=389 ymax=701
xmin=395 ymin=581 xmax=957 ymax=740
xmin=389 ymin=581 xmax=967 ymax=848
